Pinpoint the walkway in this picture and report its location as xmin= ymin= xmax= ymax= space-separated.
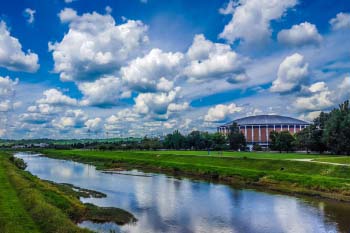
xmin=290 ymin=158 xmax=350 ymax=166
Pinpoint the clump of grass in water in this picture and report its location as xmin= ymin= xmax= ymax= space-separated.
xmin=83 ymin=203 xmax=137 ymax=225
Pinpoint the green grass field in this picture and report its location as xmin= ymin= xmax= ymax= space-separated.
xmin=39 ymin=149 xmax=350 ymax=201
xmin=132 ymin=150 xmax=330 ymax=160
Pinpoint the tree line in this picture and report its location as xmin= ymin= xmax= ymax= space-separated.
xmin=266 ymin=100 xmax=350 ymax=154
xmin=3 ymin=100 xmax=350 ymax=154
xmin=294 ymin=100 xmax=350 ymax=154
xmin=145 ymin=100 xmax=350 ymax=154
xmin=33 ymin=126 xmax=246 ymax=151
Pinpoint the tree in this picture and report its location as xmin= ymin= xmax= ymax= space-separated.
xmin=296 ymin=125 xmax=327 ymax=154
xmin=323 ymin=100 xmax=350 ymax=154
xmin=269 ymin=131 xmax=279 ymax=151
xmin=187 ymin=131 xmax=203 ymax=150
xmin=140 ymin=137 xmax=162 ymax=150
xmin=211 ymin=132 xmax=227 ymax=150
xmin=279 ymin=131 xmax=295 ymax=153
xmin=311 ymin=112 xmax=329 ymax=153
xmin=228 ymin=123 xmax=246 ymax=151
xmin=163 ymin=130 xmax=186 ymax=149
xmin=295 ymin=111 xmax=329 ymax=153
xmin=269 ymin=131 xmax=295 ymax=153
xmin=295 ymin=128 xmax=310 ymax=152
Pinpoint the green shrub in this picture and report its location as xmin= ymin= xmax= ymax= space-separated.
xmin=9 ymin=156 xmax=27 ymax=170
xmin=253 ymin=144 xmax=262 ymax=151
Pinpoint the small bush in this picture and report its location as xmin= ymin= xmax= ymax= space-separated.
xmin=9 ymin=156 xmax=27 ymax=170
xmin=253 ymin=144 xmax=262 ymax=151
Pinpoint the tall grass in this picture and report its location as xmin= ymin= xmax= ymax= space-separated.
xmin=0 ymin=152 xmax=92 ymax=233
xmin=0 ymin=159 xmax=40 ymax=233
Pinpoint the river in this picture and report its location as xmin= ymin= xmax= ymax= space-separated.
xmin=15 ymin=152 xmax=350 ymax=233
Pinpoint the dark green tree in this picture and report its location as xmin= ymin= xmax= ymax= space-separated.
xmin=163 ymin=130 xmax=186 ymax=149
xmin=279 ymin=131 xmax=295 ymax=153
xmin=187 ymin=131 xmax=203 ymax=150
xmin=141 ymin=137 xmax=162 ymax=150
xmin=295 ymin=128 xmax=310 ymax=152
xmin=211 ymin=132 xmax=227 ymax=150
xmin=295 ymin=111 xmax=329 ymax=153
xmin=323 ymin=100 xmax=350 ymax=154
xmin=270 ymin=131 xmax=295 ymax=153
xmin=228 ymin=123 xmax=246 ymax=151
xmin=269 ymin=131 xmax=279 ymax=151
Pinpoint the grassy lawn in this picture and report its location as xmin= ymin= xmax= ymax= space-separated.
xmin=39 ymin=149 xmax=350 ymax=201
xmin=0 ymin=157 xmax=40 ymax=233
xmin=132 ymin=150 xmax=329 ymax=160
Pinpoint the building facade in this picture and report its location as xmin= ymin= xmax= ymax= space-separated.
xmin=217 ymin=115 xmax=310 ymax=148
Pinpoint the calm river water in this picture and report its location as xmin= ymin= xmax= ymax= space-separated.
xmin=15 ymin=152 xmax=350 ymax=233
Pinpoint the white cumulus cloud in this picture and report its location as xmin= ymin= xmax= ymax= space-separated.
xmin=184 ymin=34 xmax=248 ymax=82
xmin=0 ymin=21 xmax=39 ymax=72
xmin=50 ymin=8 xmax=148 ymax=82
xmin=0 ymin=76 xmax=18 ymax=97
xmin=270 ymin=53 xmax=309 ymax=93
xmin=58 ymin=8 xmax=78 ymax=22
xmin=278 ymin=22 xmax=322 ymax=47
xmin=204 ymin=103 xmax=243 ymax=122
xmin=219 ymin=0 xmax=297 ymax=45
xmin=52 ymin=109 xmax=87 ymax=130
xmin=37 ymin=88 xmax=78 ymax=106
xmin=294 ymin=82 xmax=334 ymax=111
xmin=0 ymin=76 xmax=19 ymax=114
xmin=337 ymin=76 xmax=350 ymax=102
xmin=120 ymin=48 xmax=183 ymax=92
xmin=134 ymin=87 xmax=186 ymax=120
xmin=85 ymin=117 xmax=103 ymax=131
xmin=330 ymin=12 xmax=350 ymax=30
xmin=299 ymin=111 xmax=321 ymax=122
xmin=78 ymin=76 xmax=123 ymax=107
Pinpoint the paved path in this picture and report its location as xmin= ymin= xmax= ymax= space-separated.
xmin=291 ymin=158 xmax=350 ymax=166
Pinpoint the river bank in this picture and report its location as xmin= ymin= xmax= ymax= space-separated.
xmin=37 ymin=149 xmax=350 ymax=202
xmin=16 ymin=151 xmax=350 ymax=233
xmin=0 ymin=151 xmax=136 ymax=233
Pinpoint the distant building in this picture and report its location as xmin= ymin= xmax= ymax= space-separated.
xmin=32 ymin=143 xmax=49 ymax=148
xmin=12 ymin=145 xmax=26 ymax=149
xmin=218 ymin=115 xmax=310 ymax=149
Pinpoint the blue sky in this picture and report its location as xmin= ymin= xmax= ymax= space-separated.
xmin=0 ymin=0 xmax=349 ymax=139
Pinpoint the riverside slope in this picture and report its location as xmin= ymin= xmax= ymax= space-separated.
xmin=38 ymin=149 xmax=350 ymax=202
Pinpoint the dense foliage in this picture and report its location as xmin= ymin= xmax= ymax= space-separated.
xmin=295 ymin=100 xmax=350 ymax=155
xmin=228 ymin=123 xmax=246 ymax=150
xmin=270 ymin=131 xmax=295 ymax=153
xmin=9 ymin=156 xmax=27 ymax=170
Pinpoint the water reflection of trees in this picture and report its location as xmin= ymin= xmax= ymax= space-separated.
xmin=320 ymin=202 xmax=350 ymax=233
xmin=305 ymin=198 xmax=350 ymax=233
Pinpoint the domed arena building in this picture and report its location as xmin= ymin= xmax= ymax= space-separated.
xmin=217 ymin=115 xmax=310 ymax=149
